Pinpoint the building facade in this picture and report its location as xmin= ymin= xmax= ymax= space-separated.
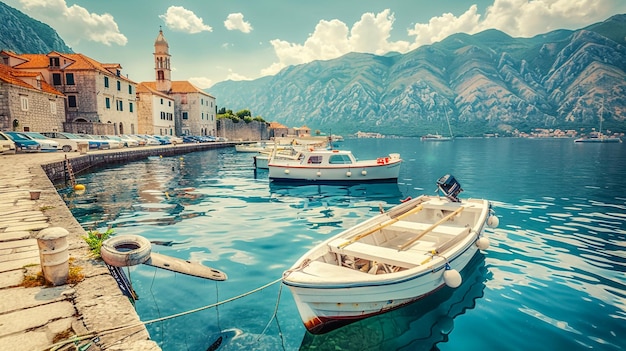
xmin=136 ymin=82 xmax=175 ymax=135
xmin=137 ymin=29 xmax=217 ymax=137
xmin=0 ymin=62 xmax=66 ymax=132
xmin=1 ymin=50 xmax=138 ymax=135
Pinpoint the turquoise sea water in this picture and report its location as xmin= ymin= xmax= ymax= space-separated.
xmin=64 ymin=137 xmax=626 ymax=351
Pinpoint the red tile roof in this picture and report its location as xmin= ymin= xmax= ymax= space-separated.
xmin=10 ymin=52 xmax=136 ymax=83
xmin=141 ymin=81 xmax=214 ymax=97
xmin=0 ymin=63 xmax=64 ymax=96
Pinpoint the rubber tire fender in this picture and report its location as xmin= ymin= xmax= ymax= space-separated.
xmin=101 ymin=234 xmax=152 ymax=267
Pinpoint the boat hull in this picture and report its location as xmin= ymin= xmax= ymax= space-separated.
xmin=284 ymin=243 xmax=479 ymax=334
xmin=268 ymin=160 xmax=401 ymax=182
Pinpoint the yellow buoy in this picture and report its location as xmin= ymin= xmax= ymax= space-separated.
xmin=74 ymin=184 xmax=86 ymax=191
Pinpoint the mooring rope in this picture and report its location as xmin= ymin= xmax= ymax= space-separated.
xmin=46 ymin=277 xmax=284 ymax=351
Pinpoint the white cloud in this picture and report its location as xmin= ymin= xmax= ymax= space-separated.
xmin=407 ymin=0 xmax=626 ymax=47
xmin=159 ymin=6 xmax=212 ymax=34
xmin=264 ymin=10 xmax=408 ymax=76
xmin=18 ymin=0 xmax=127 ymax=46
xmin=188 ymin=76 xmax=213 ymax=89
xmin=226 ymin=69 xmax=250 ymax=82
xmin=224 ymin=13 xmax=253 ymax=33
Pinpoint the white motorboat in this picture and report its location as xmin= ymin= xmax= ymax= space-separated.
xmin=267 ymin=148 xmax=401 ymax=182
xmin=282 ymin=175 xmax=498 ymax=334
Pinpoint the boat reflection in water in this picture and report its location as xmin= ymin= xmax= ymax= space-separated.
xmin=269 ymin=181 xmax=404 ymax=202
xmin=298 ymin=254 xmax=488 ymax=351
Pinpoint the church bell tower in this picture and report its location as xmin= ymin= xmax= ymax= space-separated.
xmin=154 ymin=28 xmax=171 ymax=92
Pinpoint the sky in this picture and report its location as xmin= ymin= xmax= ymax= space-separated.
xmin=3 ymin=0 xmax=625 ymax=89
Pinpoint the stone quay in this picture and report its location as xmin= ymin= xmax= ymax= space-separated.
xmin=0 ymin=142 xmax=238 ymax=351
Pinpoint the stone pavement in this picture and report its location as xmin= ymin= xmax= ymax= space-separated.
xmin=0 ymin=150 xmax=160 ymax=351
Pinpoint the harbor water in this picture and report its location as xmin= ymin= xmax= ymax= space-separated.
xmin=63 ymin=137 xmax=626 ymax=351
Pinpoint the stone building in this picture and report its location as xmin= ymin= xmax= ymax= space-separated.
xmin=0 ymin=62 xmax=66 ymax=132
xmin=0 ymin=50 xmax=138 ymax=135
xmin=137 ymin=29 xmax=217 ymax=137
xmin=136 ymin=82 xmax=175 ymax=135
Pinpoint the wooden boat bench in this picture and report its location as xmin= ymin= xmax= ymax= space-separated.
xmin=327 ymin=239 xmax=431 ymax=268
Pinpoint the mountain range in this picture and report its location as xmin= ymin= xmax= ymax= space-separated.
xmin=208 ymin=14 xmax=626 ymax=137
xmin=0 ymin=2 xmax=73 ymax=54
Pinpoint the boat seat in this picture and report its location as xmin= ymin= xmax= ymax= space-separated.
xmin=389 ymin=221 xmax=470 ymax=237
xmin=328 ymin=239 xmax=431 ymax=268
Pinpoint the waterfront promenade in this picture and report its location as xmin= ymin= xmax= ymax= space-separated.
xmin=0 ymin=143 xmax=238 ymax=351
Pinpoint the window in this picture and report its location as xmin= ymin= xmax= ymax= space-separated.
xmin=105 ymin=97 xmax=110 ymax=109
xmin=129 ymin=102 xmax=133 ymax=113
xmin=160 ymin=98 xmax=163 ymax=105
xmin=329 ymin=155 xmax=353 ymax=164
xmin=116 ymin=100 xmax=123 ymax=111
xmin=52 ymin=73 xmax=62 ymax=85
xmin=50 ymin=101 xmax=57 ymax=115
xmin=104 ymin=76 xmax=109 ymax=88
xmin=128 ymin=85 xmax=132 ymax=94
xmin=116 ymin=81 xmax=121 ymax=91
xmin=68 ymin=95 xmax=77 ymax=108
xmin=49 ymin=57 xmax=60 ymax=67
xmin=168 ymin=101 xmax=171 ymax=107
xmin=182 ymin=112 xmax=188 ymax=120
xmin=307 ymin=156 xmax=323 ymax=164
xmin=65 ymin=73 xmax=75 ymax=85
xmin=20 ymin=96 xmax=28 ymax=111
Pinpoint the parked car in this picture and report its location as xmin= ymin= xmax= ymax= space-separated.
xmin=4 ymin=131 xmax=41 ymax=153
xmin=182 ymin=135 xmax=200 ymax=143
xmin=40 ymin=132 xmax=85 ymax=152
xmin=118 ymin=135 xmax=140 ymax=147
xmin=134 ymin=135 xmax=160 ymax=146
xmin=20 ymin=132 xmax=59 ymax=152
xmin=123 ymin=135 xmax=146 ymax=146
xmin=152 ymin=135 xmax=171 ymax=145
xmin=0 ymin=131 xmax=16 ymax=154
xmin=75 ymin=134 xmax=110 ymax=150
xmin=96 ymin=135 xmax=124 ymax=149
xmin=166 ymin=135 xmax=184 ymax=145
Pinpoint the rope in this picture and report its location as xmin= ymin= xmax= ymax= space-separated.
xmin=46 ymin=277 xmax=284 ymax=351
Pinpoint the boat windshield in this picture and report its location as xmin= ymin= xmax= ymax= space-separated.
xmin=329 ymin=154 xmax=353 ymax=164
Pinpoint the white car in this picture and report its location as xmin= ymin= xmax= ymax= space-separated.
xmin=20 ymin=132 xmax=59 ymax=152
xmin=40 ymin=132 xmax=84 ymax=152
xmin=96 ymin=135 xmax=124 ymax=149
xmin=118 ymin=135 xmax=139 ymax=147
xmin=0 ymin=131 xmax=16 ymax=154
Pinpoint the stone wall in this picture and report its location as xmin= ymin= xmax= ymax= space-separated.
xmin=42 ymin=142 xmax=233 ymax=184
xmin=217 ymin=118 xmax=269 ymax=141
xmin=0 ymin=82 xmax=66 ymax=132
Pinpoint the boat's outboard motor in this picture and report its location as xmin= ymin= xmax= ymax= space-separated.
xmin=437 ymin=174 xmax=463 ymax=202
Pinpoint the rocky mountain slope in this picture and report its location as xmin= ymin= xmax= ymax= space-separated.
xmin=0 ymin=1 xmax=73 ymax=54
xmin=208 ymin=14 xmax=626 ymax=136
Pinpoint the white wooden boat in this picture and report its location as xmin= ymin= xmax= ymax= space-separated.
xmin=267 ymin=148 xmax=401 ymax=182
xmin=235 ymin=142 xmax=270 ymax=153
xmin=282 ymin=175 xmax=498 ymax=334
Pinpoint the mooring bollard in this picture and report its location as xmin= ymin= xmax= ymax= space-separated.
xmin=36 ymin=227 xmax=70 ymax=286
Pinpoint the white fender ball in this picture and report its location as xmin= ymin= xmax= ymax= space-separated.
xmin=361 ymin=170 xmax=367 ymax=176
xmin=346 ymin=171 xmax=352 ymax=177
xmin=443 ymin=269 xmax=462 ymax=288
xmin=476 ymin=237 xmax=490 ymax=250
xmin=316 ymin=171 xmax=321 ymax=177
xmin=487 ymin=215 xmax=499 ymax=228
xmin=284 ymin=169 xmax=290 ymax=174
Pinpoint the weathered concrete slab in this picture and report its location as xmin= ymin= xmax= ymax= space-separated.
xmin=0 ymin=301 xmax=75 ymax=337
